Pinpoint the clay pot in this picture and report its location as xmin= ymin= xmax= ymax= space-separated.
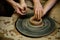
xmin=29 ymin=16 xmax=43 ymax=26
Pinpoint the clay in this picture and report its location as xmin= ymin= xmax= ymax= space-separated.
xmin=29 ymin=16 xmax=44 ymax=26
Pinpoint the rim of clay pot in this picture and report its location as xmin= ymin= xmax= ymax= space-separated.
xmin=29 ymin=16 xmax=43 ymax=26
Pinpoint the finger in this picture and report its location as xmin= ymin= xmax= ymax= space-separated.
xmin=40 ymin=9 xmax=43 ymax=18
xmin=21 ymin=7 xmax=27 ymax=13
xmin=22 ymin=7 xmax=27 ymax=15
xmin=38 ymin=10 xmax=40 ymax=20
xmin=23 ymin=7 xmax=26 ymax=11
xmin=25 ymin=7 xmax=27 ymax=11
xmin=41 ymin=9 xmax=43 ymax=17
xmin=17 ymin=4 xmax=23 ymax=10
xmin=36 ymin=9 xmax=38 ymax=20
xmin=42 ymin=9 xmax=43 ymax=17
xmin=35 ymin=10 xmax=37 ymax=19
xmin=34 ymin=9 xmax=36 ymax=19
xmin=33 ymin=15 xmax=36 ymax=19
xmin=16 ymin=8 xmax=25 ymax=15
xmin=33 ymin=14 xmax=36 ymax=20
xmin=22 ymin=10 xmax=26 ymax=13
xmin=40 ymin=10 xmax=41 ymax=20
xmin=23 ymin=7 xmax=27 ymax=12
xmin=37 ymin=10 xmax=38 ymax=20
xmin=16 ymin=9 xmax=22 ymax=15
xmin=18 ymin=7 xmax=26 ymax=15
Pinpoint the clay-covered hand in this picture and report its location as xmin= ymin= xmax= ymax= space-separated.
xmin=20 ymin=2 xmax=27 ymax=14
xmin=34 ymin=2 xmax=43 ymax=20
xmin=6 ymin=0 xmax=26 ymax=15
xmin=12 ymin=2 xmax=26 ymax=15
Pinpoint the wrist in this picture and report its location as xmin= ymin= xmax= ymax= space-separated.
xmin=20 ymin=0 xmax=25 ymax=4
xmin=33 ymin=0 xmax=41 ymax=5
xmin=33 ymin=0 xmax=40 ymax=4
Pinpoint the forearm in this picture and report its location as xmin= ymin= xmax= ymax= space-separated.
xmin=6 ymin=0 xmax=17 ymax=7
xmin=44 ymin=0 xmax=57 ymax=14
xmin=6 ymin=0 xmax=14 ymax=4
xmin=6 ymin=0 xmax=16 ymax=6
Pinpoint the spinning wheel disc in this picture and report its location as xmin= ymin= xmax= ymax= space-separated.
xmin=15 ymin=14 xmax=55 ymax=38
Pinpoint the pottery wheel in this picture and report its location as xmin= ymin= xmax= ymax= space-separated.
xmin=15 ymin=14 xmax=55 ymax=38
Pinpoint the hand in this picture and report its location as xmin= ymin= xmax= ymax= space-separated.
xmin=34 ymin=2 xmax=43 ymax=20
xmin=20 ymin=2 xmax=27 ymax=14
xmin=6 ymin=0 xmax=26 ymax=15
xmin=12 ymin=2 xmax=26 ymax=15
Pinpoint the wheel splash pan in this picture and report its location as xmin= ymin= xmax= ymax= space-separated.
xmin=15 ymin=13 xmax=56 ymax=38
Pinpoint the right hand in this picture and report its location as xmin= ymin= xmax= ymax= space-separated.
xmin=34 ymin=2 xmax=43 ymax=20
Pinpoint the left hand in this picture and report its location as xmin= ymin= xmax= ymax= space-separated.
xmin=20 ymin=2 xmax=27 ymax=14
